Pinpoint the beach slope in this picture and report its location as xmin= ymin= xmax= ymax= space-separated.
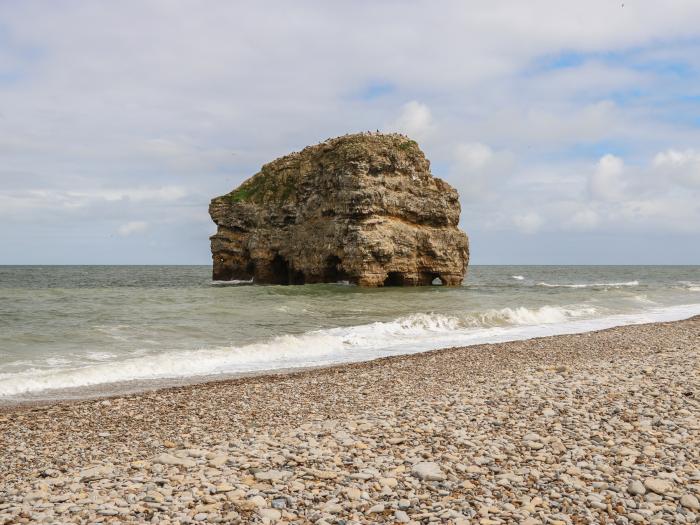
xmin=1 ymin=316 xmax=699 ymax=523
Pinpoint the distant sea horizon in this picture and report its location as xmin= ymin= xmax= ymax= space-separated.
xmin=1 ymin=264 xmax=698 ymax=403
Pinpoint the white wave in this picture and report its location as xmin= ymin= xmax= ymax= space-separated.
xmin=0 ymin=333 xmax=343 ymax=397
xmin=511 ymin=275 xmax=525 ymax=280
xmin=473 ymin=305 xmax=598 ymax=326
xmin=537 ymin=280 xmax=639 ymax=289
xmin=2 ymin=302 xmax=699 ymax=398
xmin=677 ymin=281 xmax=700 ymax=292
xmin=210 ymin=278 xmax=254 ymax=286
xmin=0 ymin=305 xmax=596 ymax=397
xmin=94 ymin=325 xmax=132 ymax=341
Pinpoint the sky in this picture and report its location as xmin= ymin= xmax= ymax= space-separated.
xmin=1 ymin=1 xmax=700 ymax=265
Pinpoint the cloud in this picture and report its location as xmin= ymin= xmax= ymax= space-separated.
xmin=454 ymin=142 xmax=494 ymax=170
xmin=0 ymin=186 xmax=187 ymax=216
xmin=567 ymin=208 xmax=600 ymax=230
xmin=388 ymin=101 xmax=435 ymax=141
xmin=449 ymin=142 xmax=514 ymax=201
xmin=589 ymin=154 xmax=625 ymax=200
xmin=653 ymin=148 xmax=700 ymax=186
xmin=117 ymin=221 xmax=148 ymax=236
xmin=513 ymin=212 xmax=543 ymax=234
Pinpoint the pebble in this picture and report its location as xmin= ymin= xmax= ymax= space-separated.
xmin=681 ymin=494 xmax=700 ymax=510
xmin=411 ymin=462 xmax=445 ymax=481
xmin=627 ymin=480 xmax=646 ymax=496
xmin=643 ymin=477 xmax=673 ymax=495
xmin=79 ymin=465 xmax=113 ymax=481
xmin=258 ymin=508 xmax=281 ymax=521
xmin=254 ymin=469 xmax=291 ymax=481
xmin=271 ymin=497 xmax=287 ymax=509
xmin=152 ymin=453 xmax=195 ymax=468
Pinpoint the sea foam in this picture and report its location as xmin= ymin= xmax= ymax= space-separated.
xmin=3 ymin=302 xmax=699 ymax=398
xmin=536 ymin=280 xmax=639 ymax=289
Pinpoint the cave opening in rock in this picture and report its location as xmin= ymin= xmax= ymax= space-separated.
xmin=270 ymin=255 xmax=305 ymax=285
xmin=290 ymin=269 xmax=305 ymax=285
xmin=324 ymin=255 xmax=348 ymax=283
xmin=270 ymin=255 xmax=289 ymax=284
xmin=383 ymin=271 xmax=405 ymax=286
xmin=432 ymin=276 xmax=443 ymax=286
xmin=245 ymin=260 xmax=256 ymax=280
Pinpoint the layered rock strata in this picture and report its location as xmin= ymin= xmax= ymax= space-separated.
xmin=209 ymin=132 xmax=469 ymax=286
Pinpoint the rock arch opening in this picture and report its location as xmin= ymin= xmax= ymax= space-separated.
xmin=269 ymin=255 xmax=306 ymax=285
xmin=383 ymin=271 xmax=405 ymax=287
xmin=244 ymin=260 xmax=256 ymax=280
xmin=323 ymin=255 xmax=348 ymax=283
xmin=270 ymin=255 xmax=289 ymax=284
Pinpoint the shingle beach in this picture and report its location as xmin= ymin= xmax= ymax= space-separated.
xmin=1 ymin=316 xmax=699 ymax=524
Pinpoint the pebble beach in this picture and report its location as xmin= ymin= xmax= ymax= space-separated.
xmin=1 ymin=316 xmax=699 ymax=524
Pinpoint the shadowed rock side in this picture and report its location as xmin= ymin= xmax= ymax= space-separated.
xmin=209 ymin=133 xmax=469 ymax=286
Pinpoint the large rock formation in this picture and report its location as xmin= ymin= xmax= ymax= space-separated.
xmin=209 ymin=132 xmax=469 ymax=286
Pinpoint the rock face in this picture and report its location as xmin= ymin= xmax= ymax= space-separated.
xmin=209 ymin=132 xmax=469 ymax=286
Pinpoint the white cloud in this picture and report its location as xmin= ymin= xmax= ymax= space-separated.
xmin=653 ymin=148 xmax=700 ymax=186
xmin=589 ymin=154 xmax=625 ymax=200
xmin=0 ymin=186 xmax=193 ymax=238
xmin=117 ymin=221 xmax=148 ymax=236
xmin=454 ymin=142 xmax=494 ymax=170
xmin=448 ymin=142 xmax=514 ymax=201
xmin=568 ymin=208 xmax=600 ymax=230
xmin=513 ymin=212 xmax=544 ymax=234
xmin=91 ymin=187 xmax=187 ymax=202
xmin=388 ymin=101 xmax=435 ymax=142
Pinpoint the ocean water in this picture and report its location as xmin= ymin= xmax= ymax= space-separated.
xmin=0 ymin=265 xmax=698 ymax=402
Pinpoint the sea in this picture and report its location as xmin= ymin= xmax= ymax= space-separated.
xmin=0 ymin=265 xmax=698 ymax=403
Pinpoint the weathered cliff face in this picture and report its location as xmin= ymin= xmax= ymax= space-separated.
xmin=209 ymin=133 xmax=469 ymax=286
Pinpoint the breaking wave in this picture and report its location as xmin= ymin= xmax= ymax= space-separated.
xmin=512 ymin=275 xmax=525 ymax=280
xmin=0 ymin=303 xmax=631 ymax=398
xmin=677 ymin=281 xmax=700 ymax=292
xmin=537 ymin=280 xmax=639 ymax=289
xmin=211 ymin=279 xmax=254 ymax=286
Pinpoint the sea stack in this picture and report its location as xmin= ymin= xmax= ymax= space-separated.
xmin=209 ymin=132 xmax=469 ymax=286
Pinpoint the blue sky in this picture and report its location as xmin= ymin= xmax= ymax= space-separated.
xmin=0 ymin=1 xmax=699 ymax=264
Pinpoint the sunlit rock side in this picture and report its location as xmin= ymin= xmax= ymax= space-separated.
xmin=209 ymin=132 xmax=469 ymax=286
